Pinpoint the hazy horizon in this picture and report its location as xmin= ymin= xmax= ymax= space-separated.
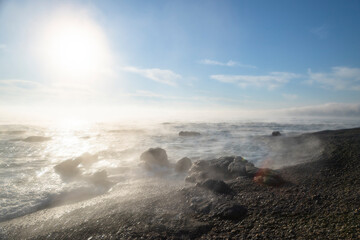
xmin=0 ymin=0 xmax=360 ymax=123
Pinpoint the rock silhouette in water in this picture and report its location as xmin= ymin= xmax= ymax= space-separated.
xmin=179 ymin=131 xmax=201 ymax=137
xmin=75 ymin=152 xmax=99 ymax=168
xmin=140 ymin=148 xmax=169 ymax=170
xmin=175 ymin=157 xmax=192 ymax=172
xmin=23 ymin=136 xmax=51 ymax=142
xmin=272 ymin=131 xmax=281 ymax=136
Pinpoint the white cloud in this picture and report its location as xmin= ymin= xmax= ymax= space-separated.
xmin=311 ymin=24 xmax=329 ymax=39
xmin=282 ymin=102 xmax=360 ymax=117
xmin=0 ymin=44 xmax=7 ymax=50
xmin=307 ymin=67 xmax=360 ymax=91
xmin=211 ymin=72 xmax=300 ymax=90
xmin=199 ymin=59 xmax=256 ymax=68
xmin=282 ymin=93 xmax=298 ymax=100
xmin=122 ymin=66 xmax=181 ymax=86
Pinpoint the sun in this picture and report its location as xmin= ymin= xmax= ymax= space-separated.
xmin=36 ymin=7 xmax=112 ymax=85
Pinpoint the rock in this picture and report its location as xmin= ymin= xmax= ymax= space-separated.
xmin=197 ymin=179 xmax=232 ymax=194
xmin=76 ymin=152 xmax=98 ymax=167
xmin=272 ymin=131 xmax=281 ymax=136
xmin=23 ymin=136 xmax=51 ymax=142
xmin=179 ymin=131 xmax=201 ymax=137
xmin=228 ymin=156 xmax=247 ymax=176
xmin=175 ymin=157 xmax=192 ymax=172
xmin=86 ymin=170 xmax=113 ymax=187
xmin=187 ymin=156 xmax=248 ymax=182
xmin=214 ymin=203 xmax=247 ymax=220
xmin=54 ymin=159 xmax=82 ymax=179
xmin=253 ymin=168 xmax=284 ymax=186
xmin=245 ymin=164 xmax=259 ymax=177
xmin=140 ymin=148 xmax=169 ymax=169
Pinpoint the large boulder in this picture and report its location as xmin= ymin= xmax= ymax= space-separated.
xmin=197 ymin=179 xmax=232 ymax=194
xmin=175 ymin=157 xmax=192 ymax=172
xmin=186 ymin=156 xmax=258 ymax=183
xmin=140 ymin=148 xmax=169 ymax=169
xmin=179 ymin=131 xmax=201 ymax=137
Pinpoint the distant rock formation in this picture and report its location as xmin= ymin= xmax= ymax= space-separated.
xmin=272 ymin=131 xmax=281 ymax=136
xmin=22 ymin=136 xmax=51 ymax=142
xmin=175 ymin=157 xmax=192 ymax=173
xmin=179 ymin=131 xmax=201 ymax=137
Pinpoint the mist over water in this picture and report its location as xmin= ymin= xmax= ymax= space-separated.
xmin=1 ymin=118 xmax=359 ymax=222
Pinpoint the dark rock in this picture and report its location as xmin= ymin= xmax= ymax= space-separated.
xmin=179 ymin=131 xmax=201 ymax=137
xmin=198 ymin=179 xmax=232 ymax=194
xmin=175 ymin=157 xmax=192 ymax=172
xmin=214 ymin=203 xmax=247 ymax=220
xmin=23 ymin=136 xmax=51 ymax=142
xmin=54 ymin=159 xmax=81 ymax=179
xmin=272 ymin=131 xmax=281 ymax=136
xmin=253 ymin=168 xmax=284 ymax=186
xmin=140 ymin=148 xmax=169 ymax=169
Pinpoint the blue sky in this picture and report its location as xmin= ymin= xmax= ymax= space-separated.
xmin=0 ymin=0 xmax=360 ymax=121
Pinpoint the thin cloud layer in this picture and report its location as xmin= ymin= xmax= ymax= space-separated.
xmin=307 ymin=67 xmax=360 ymax=91
xmin=200 ymin=59 xmax=256 ymax=68
xmin=211 ymin=72 xmax=300 ymax=90
xmin=122 ymin=66 xmax=181 ymax=86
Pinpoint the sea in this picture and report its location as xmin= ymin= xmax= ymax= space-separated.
xmin=1 ymin=118 xmax=359 ymax=222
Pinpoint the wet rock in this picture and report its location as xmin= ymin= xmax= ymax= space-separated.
xmin=140 ymin=148 xmax=169 ymax=169
xmin=272 ymin=131 xmax=281 ymax=136
xmin=76 ymin=152 xmax=99 ymax=168
xmin=245 ymin=165 xmax=259 ymax=177
xmin=179 ymin=131 xmax=201 ymax=137
xmin=197 ymin=179 xmax=232 ymax=194
xmin=187 ymin=156 xmax=252 ymax=182
xmin=254 ymin=168 xmax=284 ymax=186
xmin=86 ymin=170 xmax=114 ymax=188
xmin=23 ymin=136 xmax=51 ymax=142
xmin=54 ymin=159 xmax=82 ymax=179
xmin=175 ymin=157 xmax=192 ymax=173
xmin=228 ymin=156 xmax=247 ymax=176
xmin=214 ymin=203 xmax=247 ymax=220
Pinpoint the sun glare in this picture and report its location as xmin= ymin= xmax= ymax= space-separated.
xmin=36 ymin=8 xmax=112 ymax=85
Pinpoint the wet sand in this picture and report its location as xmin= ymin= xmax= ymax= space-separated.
xmin=1 ymin=127 xmax=360 ymax=239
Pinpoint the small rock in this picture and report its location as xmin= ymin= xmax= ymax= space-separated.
xmin=23 ymin=136 xmax=51 ymax=142
xmin=179 ymin=131 xmax=201 ymax=137
xmin=175 ymin=157 xmax=192 ymax=172
xmin=214 ymin=203 xmax=247 ymax=220
xmin=253 ymin=168 xmax=284 ymax=186
xmin=272 ymin=131 xmax=281 ymax=136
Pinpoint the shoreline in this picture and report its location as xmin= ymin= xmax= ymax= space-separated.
xmin=1 ymin=127 xmax=360 ymax=239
